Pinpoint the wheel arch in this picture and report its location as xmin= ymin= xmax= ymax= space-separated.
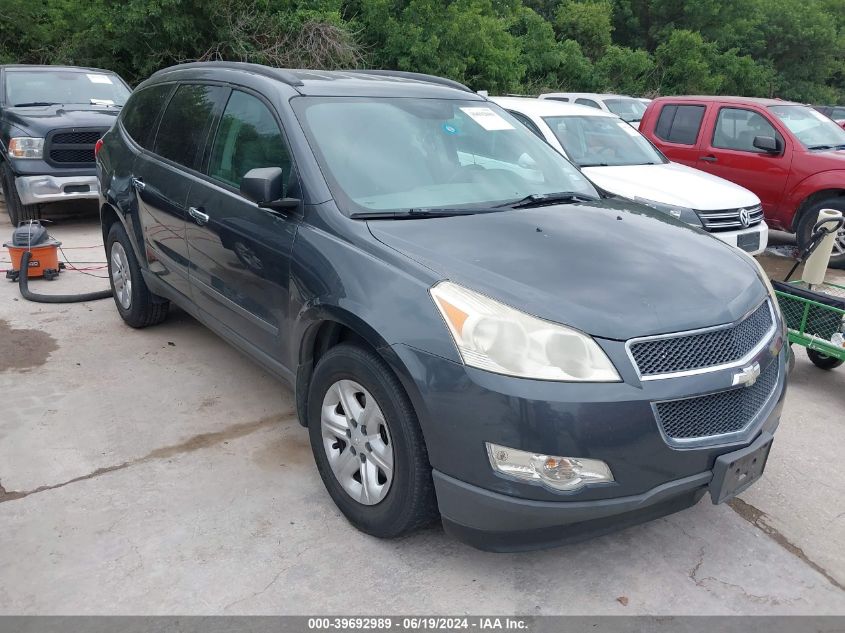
xmin=791 ymin=188 xmax=845 ymax=232
xmin=294 ymin=307 xmax=426 ymax=433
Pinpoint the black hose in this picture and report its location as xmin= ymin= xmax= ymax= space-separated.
xmin=18 ymin=250 xmax=113 ymax=303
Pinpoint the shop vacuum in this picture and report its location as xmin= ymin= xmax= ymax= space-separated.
xmin=4 ymin=220 xmax=112 ymax=303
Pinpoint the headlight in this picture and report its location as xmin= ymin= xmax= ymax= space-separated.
xmin=634 ymin=196 xmax=702 ymax=227
xmin=8 ymin=137 xmax=44 ymax=159
xmin=430 ymin=281 xmax=620 ymax=381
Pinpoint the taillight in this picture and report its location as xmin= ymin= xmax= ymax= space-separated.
xmin=94 ymin=138 xmax=104 ymax=157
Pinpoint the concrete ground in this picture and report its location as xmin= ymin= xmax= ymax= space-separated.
xmin=1 ymin=203 xmax=844 ymax=615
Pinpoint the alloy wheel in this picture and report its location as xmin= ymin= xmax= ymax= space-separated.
xmin=110 ymin=241 xmax=132 ymax=309
xmin=320 ymin=379 xmax=394 ymax=505
xmin=833 ymin=227 xmax=845 ymax=256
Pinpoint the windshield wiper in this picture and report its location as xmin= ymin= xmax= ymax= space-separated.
xmin=350 ymin=207 xmax=505 ymax=220
xmin=13 ymin=101 xmax=61 ymax=107
xmin=807 ymin=144 xmax=834 ymax=150
xmin=496 ymin=191 xmax=600 ymax=209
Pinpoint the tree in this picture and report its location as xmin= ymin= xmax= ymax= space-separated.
xmin=594 ymin=45 xmax=653 ymax=95
xmin=554 ymin=0 xmax=613 ymax=60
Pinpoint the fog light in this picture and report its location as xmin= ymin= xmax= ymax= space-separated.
xmin=486 ymin=442 xmax=614 ymax=492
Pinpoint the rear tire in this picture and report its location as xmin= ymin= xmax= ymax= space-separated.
xmin=807 ymin=348 xmax=844 ymax=370
xmin=796 ymin=197 xmax=845 ymax=269
xmin=106 ymin=222 xmax=169 ymax=328
xmin=307 ymin=343 xmax=438 ymax=538
xmin=0 ymin=161 xmax=41 ymax=225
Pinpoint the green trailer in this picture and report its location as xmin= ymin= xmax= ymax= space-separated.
xmin=774 ymin=280 xmax=845 ymax=370
xmin=771 ymin=214 xmax=845 ymax=370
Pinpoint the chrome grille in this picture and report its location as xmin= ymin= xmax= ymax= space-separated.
xmin=629 ymin=301 xmax=774 ymax=377
xmin=47 ymin=127 xmax=108 ymax=165
xmin=696 ymin=204 xmax=764 ymax=231
xmin=655 ymin=359 xmax=779 ymax=442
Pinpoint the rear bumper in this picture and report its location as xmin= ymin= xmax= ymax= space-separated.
xmin=710 ymin=221 xmax=769 ymax=255
xmin=15 ymin=174 xmax=99 ymax=205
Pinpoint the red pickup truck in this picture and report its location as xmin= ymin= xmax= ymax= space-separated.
xmin=640 ymin=96 xmax=845 ymax=268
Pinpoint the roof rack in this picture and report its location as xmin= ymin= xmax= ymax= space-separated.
xmin=343 ymin=70 xmax=473 ymax=93
xmin=151 ymin=61 xmax=304 ymax=87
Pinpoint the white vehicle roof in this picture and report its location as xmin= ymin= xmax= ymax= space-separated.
xmin=491 ymin=96 xmax=615 ymax=118
xmin=540 ymin=93 xmax=633 ymax=100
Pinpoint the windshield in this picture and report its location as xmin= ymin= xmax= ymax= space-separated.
xmin=5 ymin=70 xmax=130 ymax=107
xmin=543 ymin=115 xmax=665 ymax=167
xmin=769 ymin=105 xmax=845 ymax=148
xmin=292 ymin=97 xmax=598 ymax=213
xmin=603 ymin=98 xmax=647 ymax=122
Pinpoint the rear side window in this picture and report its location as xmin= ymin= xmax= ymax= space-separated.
xmin=121 ymin=84 xmax=173 ymax=149
xmin=546 ymin=96 xmax=569 ymax=102
xmin=576 ymin=98 xmax=600 ymax=109
xmin=207 ymin=90 xmax=291 ymax=189
xmin=153 ymin=84 xmax=225 ymax=169
xmin=713 ymin=108 xmax=779 ymax=152
xmin=832 ymin=107 xmax=845 ymax=120
xmin=654 ymin=104 xmax=705 ymax=145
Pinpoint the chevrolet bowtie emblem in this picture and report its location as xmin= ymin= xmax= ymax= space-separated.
xmin=732 ymin=362 xmax=761 ymax=387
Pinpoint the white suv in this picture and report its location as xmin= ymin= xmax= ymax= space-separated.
xmin=494 ymin=96 xmax=768 ymax=255
xmin=540 ymin=93 xmax=647 ymax=128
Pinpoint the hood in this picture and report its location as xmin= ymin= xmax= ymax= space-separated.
xmin=581 ymin=162 xmax=760 ymax=211
xmin=803 ymin=147 xmax=845 ymax=169
xmin=368 ymin=199 xmax=766 ymax=340
xmin=5 ymin=104 xmax=120 ymax=136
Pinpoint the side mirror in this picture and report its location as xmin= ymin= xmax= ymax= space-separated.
xmin=240 ymin=167 xmax=299 ymax=211
xmin=753 ymin=136 xmax=779 ymax=153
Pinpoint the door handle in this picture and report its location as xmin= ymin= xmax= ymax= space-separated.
xmin=131 ymin=177 xmax=145 ymax=191
xmin=188 ymin=206 xmax=209 ymax=226
xmin=699 ymin=155 xmax=717 ymax=163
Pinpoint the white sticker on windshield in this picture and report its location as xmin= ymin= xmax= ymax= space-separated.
xmin=460 ymin=107 xmax=514 ymax=131
xmin=616 ymin=120 xmax=640 ymax=136
xmin=87 ymin=74 xmax=113 ymax=84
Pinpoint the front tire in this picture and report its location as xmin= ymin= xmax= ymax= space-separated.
xmin=796 ymin=198 xmax=845 ymax=269
xmin=307 ymin=343 xmax=438 ymax=538
xmin=807 ymin=348 xmax=844 ymax=370
xmin=0 ymin=161 xmax=40 ymax=225
xmin=106 ymin=222 xmax=170 ymax=328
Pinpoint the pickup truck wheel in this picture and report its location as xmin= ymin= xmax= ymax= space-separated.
xmin=106 ymin=222 xmax=170 ymax=328
xmin=0 ymin=161 xmax=41 ymax=226
xmin=307 ymin=343 xmax=438 ymax=538
xmin=797 ymin=198 xmax=845 ymax=269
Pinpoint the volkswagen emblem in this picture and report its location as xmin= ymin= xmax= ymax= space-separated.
xmin=738 ymin=207 xmax=751 ymax=228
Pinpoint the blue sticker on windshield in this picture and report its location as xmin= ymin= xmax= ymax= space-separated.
xmin=442 ymin=123 xmax=458 ymax=135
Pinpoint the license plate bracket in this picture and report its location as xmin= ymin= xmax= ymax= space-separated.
xmin=710 ymin=432 xmax=773 ymax=504
xmin=737 ymin=232 xmax=760 ymax=253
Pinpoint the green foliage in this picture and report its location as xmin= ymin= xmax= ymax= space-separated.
xmin=0 ymin=0 xmax=842 ymax=101
xmin=594 ymin=45 xmax=653 ymax=95
xmin=554 ymin=0 xmax=613 ymax=60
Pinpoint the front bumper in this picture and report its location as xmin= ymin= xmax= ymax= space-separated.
xmin=435 ymin=430 xmax=774 ymax=551
xmin=389 ymin=318 xmax=787 ymax=550
xmin=15 ymin=174 xmax=99 ymax=205
xmin=709 ymin=221 xmax=769 ymax=255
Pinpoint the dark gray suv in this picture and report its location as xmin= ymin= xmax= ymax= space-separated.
xmin=97 ymin=62 xmax=788 ymax=551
